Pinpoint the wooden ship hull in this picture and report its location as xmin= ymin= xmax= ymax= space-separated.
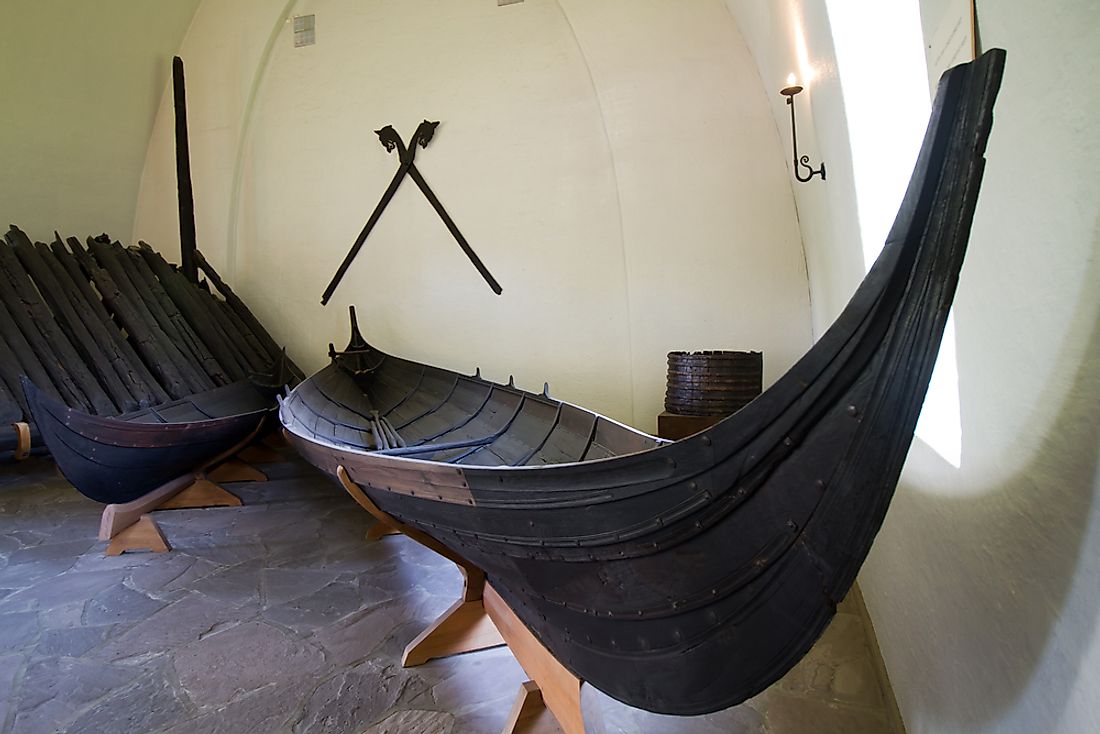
xmin=1 ymin=224 xmax=299 ymax=502
xmin=280 ymin=50 xmax=1005 ymax=715
xmin=23 ymin=378 xmax=270 ymax=504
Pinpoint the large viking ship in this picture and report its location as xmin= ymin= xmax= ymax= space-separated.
xmin=280 ymin=49 xmax=1005 ymax=714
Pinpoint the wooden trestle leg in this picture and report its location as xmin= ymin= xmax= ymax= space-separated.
xmin=12 ymin=422 xmax=31 ymax=461
xmin=105 ymin=514 xmax=170 ymax=556
xmin=98 ymin=471 xmax=244 ymax=555
xmin=336 ymin=466 xmax=505 ymax=666
xmin=366 ymin=521 xmax=402 ymax=542
xmin=335 ymin=466 xmax=585 ymax=733
xmin=485 ymin=585 xmax=585 ymax=734
xmin=207 ymin=458 xmax=267 ymax=483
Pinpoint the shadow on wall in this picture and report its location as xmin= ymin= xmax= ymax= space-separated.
xmin=885 ymin=217 xmax=1100 ymax=731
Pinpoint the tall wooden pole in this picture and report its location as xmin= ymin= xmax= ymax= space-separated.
xmin=173 ymin=56 xmax=198 ymax=283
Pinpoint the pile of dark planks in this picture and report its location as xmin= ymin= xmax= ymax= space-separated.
xmin=0 ymin=225 xmax=299 ymax=459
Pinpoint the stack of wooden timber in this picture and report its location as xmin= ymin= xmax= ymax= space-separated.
xmin=0 ymin=225 xmax=299 ymax=460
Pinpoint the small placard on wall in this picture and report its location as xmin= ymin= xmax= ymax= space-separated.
xmin=498 ymin=0 xmax=524 ymax=6
xmin=293 ymin=14 xmax=316 ymax=47
xmin=925 ymin=0 xmax=975 ymax=95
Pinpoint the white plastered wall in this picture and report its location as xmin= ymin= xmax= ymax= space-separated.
xmin=132 ymin=0 xmax=812 ymax=431
xmin=0 ymin=0 xmax=200 ymax=242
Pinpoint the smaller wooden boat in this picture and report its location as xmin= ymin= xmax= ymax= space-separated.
xmin=23 ymin=377 xmax=271 ymax=504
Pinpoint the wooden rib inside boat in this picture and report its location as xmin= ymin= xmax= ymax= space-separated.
xmin=280 ymin=50 xmax=1005 ymax=715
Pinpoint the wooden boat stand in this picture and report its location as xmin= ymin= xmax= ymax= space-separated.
xmin=11 ymin=422 xmax=31 ymax=461
xmin=99 ymin=439 xmax=269 ymax=556
xmin=336 ymin=466 xmax=586 ymax=734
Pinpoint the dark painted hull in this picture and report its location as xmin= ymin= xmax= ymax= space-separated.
xmin=281 ymin=51 xmax=1005 ymax=714
xmin=24 ymin=378 xmax=269 ymax=504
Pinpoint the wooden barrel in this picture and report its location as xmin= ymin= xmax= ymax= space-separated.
xmin=665 ymin=350 xmax=762 ymax=416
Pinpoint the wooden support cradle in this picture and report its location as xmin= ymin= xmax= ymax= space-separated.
xmin=99 ymin=450 xmax=266 ymax=556
xmin=336 ymin=466 xmax=585 ymax=733
xmin=336 ymin=466 xmax=505 ymax=665
xmin=12 ymin=422 xmax=30 ymax=461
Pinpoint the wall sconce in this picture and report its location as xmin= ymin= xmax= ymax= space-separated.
xmin=780 ymin=74 xmax=826 ymax=183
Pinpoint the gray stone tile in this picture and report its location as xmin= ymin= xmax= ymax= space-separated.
xmin=61 ymin=665 xmax=192 ymax=734
xmin=159 ymin=683 xmax=301 ymax=734
xmin=262 ymin=580 xmax=364 ymax=634
xmin=175 ymin=619 xmax=325 ymax=707
xmin=169 ymin=536 xmax=269 ymax=567
xmin=0 ymin=561 xmax=80 ymax=609
xmin=189 ymin=560 xmax=264 ymax=605
xmin=291 ymin=659 xmax=428 ymax=734
xmin=126 ymin=554 xmax=211 ymax=595
xmin=0 ymin=610 xmax=40 ymax=650
xmin=776 ymin=613 xmax=885 ymax=709
xmin=311 ymin=600 xmax=405 ymax=668
xmin=94 ymin=592 xmax=230 ymax=662
xmin=11 ymin=656 xmax=145 ymax=732
xmin=0 ymin=652 xmax=23 ymax=732
xmin=0 ymin=569 xmax=118 ymax=614
xmin=38 ymin=600 xmax=89 ymax=630
xmin=0 ymin=534 xmax=22 ymax=556
xmin=7 ymin=539 xmax=96 ymax=566
xmin=34 ymin=625 xmax=117 ymax=658
xmin=584 ymin=683 xmax=766 ymax=734
xmin=759 ymin=692 xmax=890 ymax=734
xmin=424 ymin=647 xmax=526 ymax=716
xmin=262 ymin=567 xmax=340 ymax=608
xmin=82 ymin=583 xmax=167 ymax=625
xmin=367 ymin=709 xmax=456 ymax=734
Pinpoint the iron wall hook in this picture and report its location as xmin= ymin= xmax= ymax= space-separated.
xmin=780 ymin=83 xmax=826 ymax=183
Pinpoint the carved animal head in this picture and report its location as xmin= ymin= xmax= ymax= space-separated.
xmin=374 ymin=125 xmax=402 ymax=153
xmin=414 ymin=120 xmax=440 ymax=149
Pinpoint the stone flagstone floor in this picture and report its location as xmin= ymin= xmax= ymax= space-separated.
xmin=0 ymin=453 xmax=902 ymax=734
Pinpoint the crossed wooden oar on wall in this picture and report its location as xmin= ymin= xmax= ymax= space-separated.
xmin=321 ymin=121 xmax=503 ymax=305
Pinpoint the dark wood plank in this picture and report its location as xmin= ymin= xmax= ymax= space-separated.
xmin=87 ymin=236 xmax=215 ymax=394
xmin=9 ymin=230 xmax=138 ymax=412
xmin=135 ymin=244 xmax=249 ymax=382
xmin=65 ymin=237 xmax=193 ymax=399
xmin=0 ymin=238 xmax=107 ymax=413
xmin=47 ymin=238 xmax=169 ymax=405
xmin=0 ymin=303 xmax=62 ymax=409
xmin=122 ymin=246 xmax=231 ymax=385
xmin=193 ymin=249 xmax=299 ymax=378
